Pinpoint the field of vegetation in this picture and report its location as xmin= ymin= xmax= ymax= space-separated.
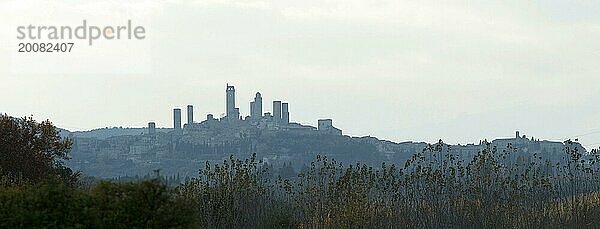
xmin=2 ymin=114 xmax=600 ymax=228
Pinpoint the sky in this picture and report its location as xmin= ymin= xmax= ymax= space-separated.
xmin=0 ymin=0 xmax=599 ymax=148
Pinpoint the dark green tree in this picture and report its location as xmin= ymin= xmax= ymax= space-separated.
xmin=0 ymin=114 xmax=77 ymax=185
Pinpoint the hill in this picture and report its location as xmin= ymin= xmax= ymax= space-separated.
xmin=64 ymin=119 xmax=588 ymax=178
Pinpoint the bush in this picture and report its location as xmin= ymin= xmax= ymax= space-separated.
xmin=176 ymin=142 xmax=600 ymax=228
xmin=0 ymin=179 xmax=196 ymax=228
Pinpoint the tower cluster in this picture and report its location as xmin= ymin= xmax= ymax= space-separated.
xmin=147 ymin=84 xmax=340 ymax=136
xmin=212 ymin=84 xmax=292 ymax=125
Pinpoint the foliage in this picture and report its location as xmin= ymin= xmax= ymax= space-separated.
xmin=0 ymin=114 xmax=77 ymax=185
xmin=178 ymin=154 xmax=294 ymax=228
xmin=3 ymin=114 xmax=600 ymax=228
xmin=0 ymin=179 xmax=195 ymax=228
xmin=177 ymin=141 xmax=600 ymax=228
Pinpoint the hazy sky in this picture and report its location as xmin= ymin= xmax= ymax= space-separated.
xmin=1 ymin=0 xmax=599 ymax=148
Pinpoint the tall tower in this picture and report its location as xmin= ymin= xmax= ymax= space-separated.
xmin=173 ymin=108 xmax=181 ymax=130
xmin=148 ymin=122 xmax=156 ymax=134
xmin=251 ymin=92 xmax=262 ymax=118
xmin=187 ymin=105 xmax=193 ymax=125
xmin=226 ymin=84 xmax=236 ymax=118
xmin=282 ymin=103 xmax=289 ymax=124
xmin=273 ymin=101 xmax=282 ymax=123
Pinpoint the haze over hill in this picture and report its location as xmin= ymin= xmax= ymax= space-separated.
xmin=57 ymin=85 xmax=590 ymax=178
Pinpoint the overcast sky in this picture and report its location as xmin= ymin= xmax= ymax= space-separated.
xmin=1 ymin=0 xmax=599 ymax=148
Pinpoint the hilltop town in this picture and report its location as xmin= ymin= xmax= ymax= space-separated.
xmin=62 ymin=85 xmax=588 ymax=179
xmin=159 ymin=84 xmax=342 ymax=140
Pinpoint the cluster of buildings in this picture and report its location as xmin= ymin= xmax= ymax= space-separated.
xmin=147 ymin=84 xmax=341 ymax=135
xmin=224 ymin=84 xmax=289 ymax=124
